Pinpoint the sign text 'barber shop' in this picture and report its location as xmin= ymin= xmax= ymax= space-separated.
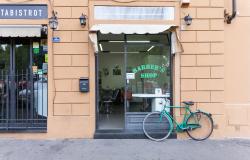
xmin=0 ymin=5 xmax=48 ymax=19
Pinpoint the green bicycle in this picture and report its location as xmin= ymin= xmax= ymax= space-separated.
xmin=143 ymin=101 xmax=214 ymax=141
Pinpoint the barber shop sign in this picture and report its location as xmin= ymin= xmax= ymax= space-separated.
xmin=0 ymin=4 xmax=48 ymax=19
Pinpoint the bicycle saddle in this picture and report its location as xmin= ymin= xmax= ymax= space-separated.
xmin=182 ymin=101 xmax=194 ymax=106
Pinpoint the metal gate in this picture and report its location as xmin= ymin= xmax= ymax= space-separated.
xmin=0 ymin=38 xmax=47 ymax=131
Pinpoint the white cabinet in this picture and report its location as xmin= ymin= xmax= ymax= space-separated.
xmin=152 ymin=98 xmax=170 ymax=112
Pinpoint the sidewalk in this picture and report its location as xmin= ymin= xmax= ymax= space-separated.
xmin=0 ymin=139 xmax=250 ymax=160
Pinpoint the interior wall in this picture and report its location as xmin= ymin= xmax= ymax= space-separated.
xmin=99 ymin=53 xmax=143 ymax=90
xmin=99 ymin=48 xmax=171 ymax=91
xmin=99 ymin=53 xmax=125 ymax=89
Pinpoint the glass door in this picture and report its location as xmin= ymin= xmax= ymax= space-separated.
xmin=124 ymin=34 xmax=172 ymax=131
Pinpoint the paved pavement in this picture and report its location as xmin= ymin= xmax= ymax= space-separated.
xmin=0 ymin=138 xmax=250 ymax=160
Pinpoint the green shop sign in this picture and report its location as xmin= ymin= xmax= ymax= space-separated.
xmin=132 ymin=64 xmax=166 ymax=79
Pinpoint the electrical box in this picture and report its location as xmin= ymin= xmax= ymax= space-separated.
xmin=79 ymin=78 xmax=89 ymax=92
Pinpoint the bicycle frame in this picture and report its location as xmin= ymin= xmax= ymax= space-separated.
xmin=160 ymin=105 xmax=199 ymax=133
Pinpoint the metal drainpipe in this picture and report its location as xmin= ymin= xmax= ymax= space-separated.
xmin=225 ymin=0 xmax=237 ymax=24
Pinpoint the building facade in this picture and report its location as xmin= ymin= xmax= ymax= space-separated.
xmin=0 ymin=0 xmax=249 ymax=139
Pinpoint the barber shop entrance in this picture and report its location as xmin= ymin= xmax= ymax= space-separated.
xmin=0 ymin=25 xmax=48 ymax=131
xmin=93 ymin=25 xmax=179 ymax=138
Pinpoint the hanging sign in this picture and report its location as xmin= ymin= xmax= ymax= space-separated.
xmin=126 ymin=73 xmax=135 ymax=80
xmin=32 ymin=66 xmax=38 ymax=74
xmin=33 ymin=42 xmax=39 ymax=48
xmin=42 ymin=46 xmax=48 ymax=52
xmin=0 ymin=4 xmax=48 ymax=19
xmin=45 ymin=54 xmax=48 ymax=63
xmin=37 ymin=69 xmax=43 ymax=75
xmin=33 ymin=42 xmax=40 ymax=54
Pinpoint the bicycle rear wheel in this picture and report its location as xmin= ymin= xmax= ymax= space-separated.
xmin=143 ymin=112 xmax=173 ymax=141
xmin=186 ymin=112 xmax=214 ymax=141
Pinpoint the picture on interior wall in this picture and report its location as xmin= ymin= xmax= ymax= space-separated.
xmin=113 ymin=65 xmax=121 ymax=75
xmin=103 ymin=67 xmax=109 ymax=76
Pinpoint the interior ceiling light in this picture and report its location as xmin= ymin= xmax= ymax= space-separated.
xmin=103 ymin=51 xmax=140 ymax=54
xmin=108 ymin=40 xmax=151 ymax=43
xmin=108 ymin=41 xmax=124 ymax=43
xmin=110 ymin=52 xmax=140 ymax=54
xmin=147 ymin=46 xmax=155 ymax=52
xmin=99 ymin=44 xmax=103 ymax=51
xmin=127 ymin=41 xmax=150 ymax=43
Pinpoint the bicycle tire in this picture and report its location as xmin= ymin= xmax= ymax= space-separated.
xmin=186 ymin=112 xmax=214 ymax=141
xmin=143 ymin=112 xmax=173 ymax=141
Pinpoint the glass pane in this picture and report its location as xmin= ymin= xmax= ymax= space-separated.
xmin=0 ymin=39 xmax=10 ymax=122
xmin=32 ymin=39 xmax=48 ymax=118
xmin=126 ymin=34 xmax=171 ymax=113
xmin=15 ymin=39 xmax=30 ymax=73
xmin=97 ymin=34 xmax=125 ymax=130
xmin=15 ymin=39 xmax=48 ymax=119
xmin=94 ymin=6 xmax=175 ymax=20
xmin=14 ymin=39 xmax=31 ymax=119
xmin=0 ymin=39 xmax=10 ymax=71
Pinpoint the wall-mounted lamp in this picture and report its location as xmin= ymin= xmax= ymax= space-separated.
xmin=49 ymin=11 xmax=58 ymax=30
xmin=79 ymin=14 xmax=87 ymax=26
xmin=184 ymin=14 xmax=192 ymax=25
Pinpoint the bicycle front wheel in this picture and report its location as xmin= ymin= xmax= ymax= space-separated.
xmin=186 ymin=112 xmax=214 ymax=141
xmin=143 ymin=112 xmax=173 ymax=141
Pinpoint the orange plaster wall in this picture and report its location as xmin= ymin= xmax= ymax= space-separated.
xmin=224 ymin=0 xmax=250 ymax=137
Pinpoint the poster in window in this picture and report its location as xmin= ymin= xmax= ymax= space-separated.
xmin=113 ymin=65 xmax=121 ymax=75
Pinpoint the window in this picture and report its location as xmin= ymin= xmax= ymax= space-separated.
xmin=94 ymin=6 xmax=175 ymax=21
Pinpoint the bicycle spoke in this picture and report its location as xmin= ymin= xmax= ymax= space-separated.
xmin=186 ymin=112 xmax=214 ymax=141
xmin=143 ymin=112 xmax=173 ymax=141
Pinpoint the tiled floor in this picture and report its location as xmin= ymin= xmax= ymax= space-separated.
xmin=97 ymin=102 xmax=149 ymax=130
xmin=98 ymin=104 xmax=124 ymax=130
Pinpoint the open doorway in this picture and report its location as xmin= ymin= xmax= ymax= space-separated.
xmin=97 ymin=34 xmax=125 ymax=130
xmin=96 ymin=33 xmax=172 ymax=132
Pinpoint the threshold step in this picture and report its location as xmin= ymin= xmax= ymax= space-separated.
xmin=94 ymin=130 xmax=177 ymax=139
